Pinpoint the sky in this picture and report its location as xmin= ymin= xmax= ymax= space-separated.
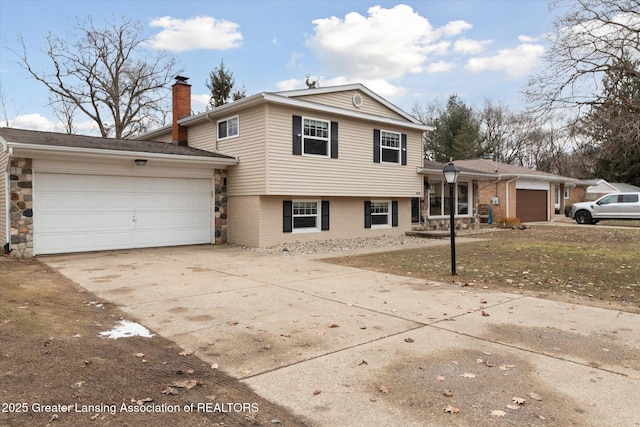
xmin=0 ymin=0 xmax=557 ymax=135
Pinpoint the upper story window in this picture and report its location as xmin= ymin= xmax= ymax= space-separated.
xmin=373 ymin=129 xmax=407 ymax=165
xmin=292 ymin=115 xmax=338 ymax=159
xmin=303 ymin=118 xmax=330 ymax=156
xmin=217 ymin=116 xmax=239 ymax=140
xmin=380 ymin=131 xmax=401 ymax=164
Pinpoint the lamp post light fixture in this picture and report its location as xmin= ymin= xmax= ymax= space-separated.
xmin=443 ymin=161 xmax=459 ymax=276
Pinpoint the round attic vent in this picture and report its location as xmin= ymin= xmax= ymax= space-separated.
xmin=352 ymin=93 xmax=363 ymax=108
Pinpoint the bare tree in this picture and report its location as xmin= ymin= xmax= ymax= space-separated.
xmin=12 ymin=16 xmax=180 ymax=138
xmin=525 ymin=0 xmax=640 ymax=116
xmin=49 ymin=93 xmax=77 ymax=134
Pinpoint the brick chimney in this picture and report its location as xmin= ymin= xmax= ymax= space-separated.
xmin=172 ymin=76 xmax=191 ymax=146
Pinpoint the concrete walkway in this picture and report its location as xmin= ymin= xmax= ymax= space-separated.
xmin=43 ymin=243 xmax=640 ymax=426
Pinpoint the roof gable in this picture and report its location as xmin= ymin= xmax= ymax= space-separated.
xmin=274 ymin=84 xmax=417 ymax=123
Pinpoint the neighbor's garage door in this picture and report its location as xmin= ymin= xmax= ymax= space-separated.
xmin=34 ymin=173 xmax=212 ymax=255
xmin=516 ymin=189 xmax=547 ymax=222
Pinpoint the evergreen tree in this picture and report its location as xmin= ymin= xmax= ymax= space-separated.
xmin=426 ymin=95 xmax=482 ymax=162
xmin=205 ymin=59 xmax=245 ymax=108
xmin=581 ymin=56 xmax=640 ymax=186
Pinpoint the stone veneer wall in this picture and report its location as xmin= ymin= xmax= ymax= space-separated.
xmin=214 ymin=169 xmax=228 ymax=245
xmin=9 ymin=158 xmax=33 ymax=258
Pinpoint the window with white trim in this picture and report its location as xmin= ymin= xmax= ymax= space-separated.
xmin=564 ymin=187 xmax=570 ymax=199
xmin=370 ymin=201 xmax=391 ymax=227
xmin=217 ymin=116 xmax=239 ymax=140
xmin=292 ymin=201 xmax=320 ymax=232
xmin=303 ymin=118 xmax=330 ymax=156
xmin=428 ymin=180 xmax=472 ymax=217
xmin=380 ymin=130 xmax=401 ymax=164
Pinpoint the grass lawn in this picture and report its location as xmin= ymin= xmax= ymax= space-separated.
xmin=324 ymin=226 xmax=640 ymax=312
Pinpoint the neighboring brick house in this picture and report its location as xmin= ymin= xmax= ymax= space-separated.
xmin=1 ymin=80 xmax=431 ymax=256
xmin=417 ymin=158 xmax=585 ymax=229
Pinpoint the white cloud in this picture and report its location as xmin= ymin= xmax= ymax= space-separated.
xmin=10 ymin=113 xmax=99 ymax=135
xmin=425 ymin=61 xmax=456 ymax=73
xmin=306 ymin=4 xmax=471 ymax=84
xmin=10 ymin=113 xmax=66 ymax=132
xmin=441 ymin=20 xmax=473 ymax=36
xmin=192 ymin=93 xmax=210 ymax=109
xmin=146 ymin=16 xmax=242 ymax=52
xmin=286 ymin=52 xmax=304 ymax=69
xmin=466 ymin=43 xmax=545 ymax=78
xmin=518 ymin=34 xmax=540 ymax=43
xmin=454 ymin=38 xmax=492 ymax=55
xmin=275 ymin=79 xmax=302 ymax=91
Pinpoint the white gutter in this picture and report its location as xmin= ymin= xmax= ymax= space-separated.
xmin=7 ymin=142 xmax=239 ymax=166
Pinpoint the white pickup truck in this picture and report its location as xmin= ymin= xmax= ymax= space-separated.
xmin=569 ymin=192 xmax=640 ymax=224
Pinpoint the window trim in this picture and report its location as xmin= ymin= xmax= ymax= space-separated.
xmin=427 ymin=180 xmax=473 ymax=218
xmin=302 ymin=116 xmax=331 ymax=158
xmin=379 ymin=130 xmax=401 ymax=165
xmin=292 ymin=200 xmax=321 ymax=233
xmin=370 ymin=200 xmax=391 ymax=228
xmin=217 ymin=115 xmax=239 ymax=141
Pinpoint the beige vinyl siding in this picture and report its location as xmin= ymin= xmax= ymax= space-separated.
xmin=265 ymin=104 xmax=423 ymax=198
xmin=257 ymin=196 xmax=411 ymax=248
xmin=0 ymin=149 xmax=7 ymax=248
xmin=291 ymin=90 xmax=407 ymax=120
xmin=214 ymin=105 xmax=267 ymax=196
xmin=185 ymin=122 xmax=216 ymax=151
xmin=148 ymin=132 xmax=172 ymax=143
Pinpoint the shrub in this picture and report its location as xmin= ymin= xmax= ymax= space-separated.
xmin=496 ymin=216 xmax=522 ymax=228
xmin=564 ymin=205 xmax=573 ymax=217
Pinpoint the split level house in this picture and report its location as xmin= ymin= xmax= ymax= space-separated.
xmin=1 ymin=78 xmax=585 ymax=258
xmin=1 ymin=80 xmax=430 ymax=257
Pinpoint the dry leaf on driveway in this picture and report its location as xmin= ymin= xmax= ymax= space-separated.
xmin=512 ymin=397 xmax=526 ymax=405
xmin=171 ymin=379 xmax=199 ymax=389
xmin=444 ymin=404 xmax=460 ymax=413
xmin=491 ymin=410 xmax=506 ymax=417
xmin=460 ymin=373 xmax=476 ymax=378
xmin=179 ymin=349 xmax=194 ymax=356
xmin=377 ymin=384 xmax=389 ymax=394
xmin=436 ymin=375 xmax=445 ymax=381
xmin=528 ymin=392 xmax=542 ymax=401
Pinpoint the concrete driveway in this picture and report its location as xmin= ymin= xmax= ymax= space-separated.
xmin=43 ymin=244 xmax=640 ymax=426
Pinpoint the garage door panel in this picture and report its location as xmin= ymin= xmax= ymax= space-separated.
xmin=34 ymin=173 xmax=212 ymax=255
xmin=516 ymin=189 xmax=547 ymax=222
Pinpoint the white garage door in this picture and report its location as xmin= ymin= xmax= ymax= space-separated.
xmin=34 ymin=173 xmax=212 ymax=255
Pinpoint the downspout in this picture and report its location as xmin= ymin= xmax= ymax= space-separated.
xmin=4 ymin=146 xmax=12 ymax=254
xmin=505 ymin=176 xmax=519 ymax=218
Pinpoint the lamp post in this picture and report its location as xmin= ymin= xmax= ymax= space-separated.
xmin=443 ymin=161 xmax=459 ymax=275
